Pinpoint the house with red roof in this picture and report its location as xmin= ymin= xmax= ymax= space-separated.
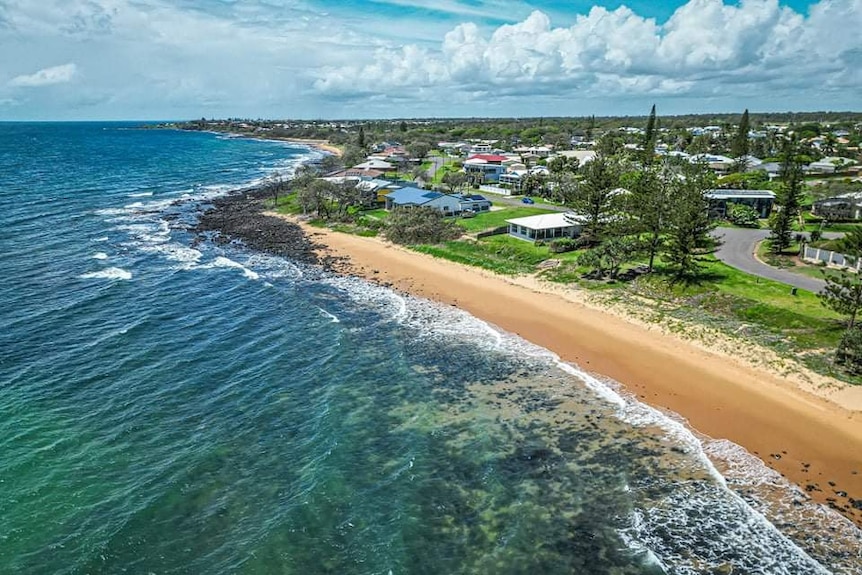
xmin=464 ymin=154 xmax=508 ymax=183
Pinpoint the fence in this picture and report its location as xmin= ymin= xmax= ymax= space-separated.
xmin=478 ymin=185 xmax=513 ymax=196
xmin=801 ymin=245 xmax=862 ymax=272
xmin=475 ymin=226 xmax=509 ymax=239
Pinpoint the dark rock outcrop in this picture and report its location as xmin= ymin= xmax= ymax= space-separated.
xmin=195 ymin=188 xmax=320 ymax=265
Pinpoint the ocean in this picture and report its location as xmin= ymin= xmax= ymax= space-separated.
xmin=1 ymin=122 xmax=859 ymax=574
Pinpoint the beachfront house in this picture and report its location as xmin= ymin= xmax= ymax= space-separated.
xmin=506 ymin=213 xmax=581 ymax=242
xmin=353 ymin=159 xmax=396 ymax=172
xmin=705 ymin=189 xmax=776 ymax=219
xmin=454 ymin=193 xmax=492 ymax=213
xmin=384 ymin=187 xmax=462 ymax=215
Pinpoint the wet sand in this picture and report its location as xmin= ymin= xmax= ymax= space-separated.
xmin=289 ymin=220 xmax=862 ymax=527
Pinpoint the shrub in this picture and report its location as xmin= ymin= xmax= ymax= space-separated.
xmin=727 ymin=203 xmax=760 ymax=227
xmin=810 ymin=229 xmax=823 ymax=242
xmin=837 ymin=327 xmax=862 ymax=374
xmin=384 ymin=207 xmax=463 ymax=245
xmin=549 ymin=238 xmax=577 ymax=253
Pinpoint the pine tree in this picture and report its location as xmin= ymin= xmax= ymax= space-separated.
xmin=629 ymin=162 xmax=672 ymax=272
xmin=643 ymin=104 xmax=657 ymax=165
xmin=585 ymin=115 xmax=596 ymax=141
xmin=731 ymin=109 xmax=751 ymax=171
xmin=663 ymin=162 xmax=718 ymax=281
xmin=768 ymin=135 xmax=803 ymax=253
xmin=566 ymin=154 xmax=621 ymax=245
xmin=357 ymin=126 xmax=366 ymax=149
xmin=820 ymin=270 xmax=862 ymax=330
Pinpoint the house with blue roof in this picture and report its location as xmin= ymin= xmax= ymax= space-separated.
xmin=384 ymin=187 xmax=463 ymax=215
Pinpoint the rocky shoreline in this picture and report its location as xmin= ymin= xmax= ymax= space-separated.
xmin=194 ymin=187 xmax=325 ymax=266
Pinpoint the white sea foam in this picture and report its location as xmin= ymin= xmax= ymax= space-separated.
xmin=208 ymin=257 xmax=260 ymax=280
xmin=80 ymin=267 xmax=132 ymax=280
xmin=138 ymin=243 xmax=203 ymax=266
xmin=92 ymin=252 xmax=109 ymax=260
xmin=315 ymin=269 xmax=858 ymax=573
xmin=127 ymin=191 xmax=153 ymax=198
xmin=317 ymin=307 xmax=340 ymax=323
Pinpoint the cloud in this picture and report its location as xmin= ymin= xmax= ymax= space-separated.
xmin=312 ymin=0 xmax=862 ymax=107
xmin=9 ymin=63 xmax=78 ymax=87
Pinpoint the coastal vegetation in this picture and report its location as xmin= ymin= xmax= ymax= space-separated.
xmin=228 ymin=107 xmax=862 ymax=381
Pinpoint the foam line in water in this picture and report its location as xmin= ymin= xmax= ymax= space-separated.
xmin=208 ymin=256 xmax=260 ymax=280
xmin=79 ymin=267 xmax=132 ymax=280
xmin=92 ymin=252 xmax=109 ymax=260
xmin=314 ymin=270 xmax=854 ymax=572
xmin=316 ymin=307 xmax=340 ymax=323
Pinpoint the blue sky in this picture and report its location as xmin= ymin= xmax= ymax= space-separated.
xmin=0 ymin=0 xmax=858 ymax=120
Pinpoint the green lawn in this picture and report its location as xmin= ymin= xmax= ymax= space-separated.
xmin=651 ymin=257 xmax=845 ymax=352
xmin=413 ymin=234 xmax=581 ymax=276
xmin=431 ymin=162 xmax=460 ymax=185
xmin=457 ymin=207 xmax=558 ymax=232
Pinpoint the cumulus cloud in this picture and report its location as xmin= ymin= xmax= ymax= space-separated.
xmin=9 ymin=63 xmax=78 ymax=87
xmin=313 ymin=0 xmax=862 ymax=105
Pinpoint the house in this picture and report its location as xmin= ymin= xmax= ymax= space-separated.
xmin=454 ymin=193 xmax=492 ymax=213
xmin=757 ymin=162 xmax=783 ymax=180
xmin=498 ymin=165 xmax=550 ymax=192
xmin=384 ymin=187 xmax=462 ymax=214
xmin=356 ymin=179 xmax=402 ymax=206
xmin=807 ymin=157 xmax=857 ymax=174
xmin=506 ymin=212 xmax=581 ymax=242
xmin=705 ymin=189 xmax=776 ymax=219
xmin=514 ymin=146 xmax=552 ymax=158
xmin=556 ymin=150 xmax=597 ymax=165
xmin=812 ymin=194 xmax=862 ymax=221
xmin=690 ymin=154 xmax=736 ymax=174
xmin=326 ymin=168 xmax=386 ymax=179
xmin=353 ymin=159 xmax=395 ymax=171
xmin=464 ymin=154 xmax=508 ymax=183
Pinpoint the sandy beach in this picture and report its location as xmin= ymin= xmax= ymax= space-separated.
xmin=282 ymin=138 xmax=342 ymax=157
xmin=283 ymin=217 xmax=862 ymax=527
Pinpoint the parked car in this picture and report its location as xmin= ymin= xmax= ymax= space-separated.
xmin=522 ymin=197 xmax=535 ymax=204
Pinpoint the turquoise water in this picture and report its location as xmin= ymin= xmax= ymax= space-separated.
xmin=1 ymin=123 xmax=860 ymax=574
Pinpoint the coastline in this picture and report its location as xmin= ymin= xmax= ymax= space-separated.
xmin=279 ymin=216 xmax=862 ymax=528
xmin=279 ymin=137 xmax=342 ymax=157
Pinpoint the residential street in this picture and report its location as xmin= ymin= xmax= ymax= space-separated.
xmin=712 ymin=227 xmax=838 ymax=293
xmin=425 ymin=155 xmax=446 ymax=179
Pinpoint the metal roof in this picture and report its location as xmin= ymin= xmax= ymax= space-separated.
xmin=705 ymin=189 xmax=776 ymax=200
xmin=505 ymin=212 xmax=578 ymax=230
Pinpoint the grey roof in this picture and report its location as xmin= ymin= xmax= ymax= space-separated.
xmin=386 ymin=187 xmax=451 ymax=205
xmin=706 ymin=189 xmax=776 ymax=200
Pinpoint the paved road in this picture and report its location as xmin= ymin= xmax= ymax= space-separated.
xmin=712 ymin=227 xmax=837 ymax=293
xmin=425 ymin=156 xmax=446 ymax=179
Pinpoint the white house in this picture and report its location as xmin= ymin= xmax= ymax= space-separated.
xmin=506 ymin=213 xmax=581 ymax=242
xmin=808 ymin=157 xmax=857 ymax=174
xmin=353 ymin=159 xmax=395 ymax=171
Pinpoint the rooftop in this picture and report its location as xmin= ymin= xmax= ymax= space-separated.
xmin=705 ymin=189 xmax=776 ymax=199
xmin=505 ymin=212 xmax=578 ymax=230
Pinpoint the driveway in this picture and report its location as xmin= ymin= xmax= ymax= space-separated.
xmin=712 ymin=227 xmax=837 ymax=293
xmin=425 ymin=155 xmax=446 ymax=179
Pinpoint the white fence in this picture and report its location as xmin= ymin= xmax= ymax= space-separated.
xmin=802 ymin=245 xmax=862 ymax=272
xmin=478 ymin=184 xmax=513 ymax=196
